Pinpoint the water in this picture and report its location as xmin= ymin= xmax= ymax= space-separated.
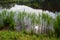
xmin=8 ymin=4 xmax=56 ymax=18
xmin=0 ymin=4 xmax=57 ymax=17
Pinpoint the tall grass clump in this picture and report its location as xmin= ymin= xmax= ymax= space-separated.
xmin=54 ymin=13 xmax=60 ymax=37
xmin=42 ymin=12 xmax=54 ymax=36
xmin=17 ymin=12 xmax=27 ymax=31
xmin=0 ymin=10 xmax=8 ymax=29
xmin=42 ymin=12 xmax=53 ymax=27
xmin=7 ymin=11 xmax=16 ymax=30
xmin=29 ymin=13 xmax=37 ymax=25
xmin=0 ymin=10 xmax=16 ymax=30
xmin=27 ymin=13 xmax=41 ymax=34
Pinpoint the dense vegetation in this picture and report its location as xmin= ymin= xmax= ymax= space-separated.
xmin=54 ymin=13 xmax=60 ymax=37
xmin=0 ymin=0 xmax=60 ymax=12
xmin=0 ymin=10 xmax=60 ymax=38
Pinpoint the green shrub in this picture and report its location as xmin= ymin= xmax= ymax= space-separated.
xmin=0 ymin=10 xmax=16 ymax=30
xmin=8 ymin=11 xmax=16 ymax=30
xmin=0 ymin=10 xmax=8 ymax=29
xmin=54 ymin=13 xmax=60 ymax=37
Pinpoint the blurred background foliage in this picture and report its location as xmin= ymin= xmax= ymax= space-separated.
xmin=0 ymin=0 xmax=60 ymax=12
